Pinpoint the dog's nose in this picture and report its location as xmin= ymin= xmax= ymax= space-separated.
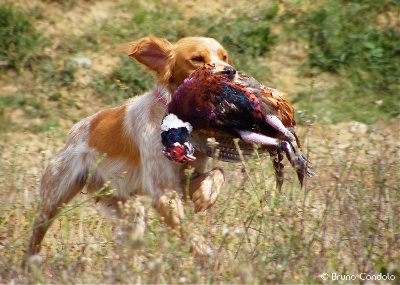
xmin=222 ymin=66 xmax=237 ymax=80
xmin=211 ymin=65 xmax=237 ymax=81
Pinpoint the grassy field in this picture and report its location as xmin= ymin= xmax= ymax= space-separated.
xmin=0 ymin=0 xmax=399 ymax=283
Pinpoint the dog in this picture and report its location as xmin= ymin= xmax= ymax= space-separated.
xmin=27 ymin=37 xmax=236 ymax=257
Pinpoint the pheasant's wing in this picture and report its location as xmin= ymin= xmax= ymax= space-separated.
xmin=169 ymin=66 xmax=262 ymax=131
xmin=236 ymin=72 xmax=316 ymax=185
xmin=168 ymin=76 xmax=213 ymax=125
xmin=263 ymin=88 xmax=296 ymax=128
xmin=238 ymin=73 xmax=296 ymax=128
xmin=185 ymin=72 xmax=271 ymax=161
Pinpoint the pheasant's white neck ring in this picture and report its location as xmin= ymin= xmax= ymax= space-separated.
xmin=161 ymin=114 xmax=193 ymax=133
xmin=155 ymin=88 xmax=168 ymax=106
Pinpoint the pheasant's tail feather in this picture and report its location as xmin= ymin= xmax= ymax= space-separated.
xmin=273 ymin=151 xmax=285 ymax=191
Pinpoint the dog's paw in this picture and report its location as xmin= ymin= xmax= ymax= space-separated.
xmin=190 ymin=168 xmax=225 ymax=213
xmin=116 ymin=200 xmax=146 ymax=241
xmin=190 ymin=233 xmax=213 ymax=257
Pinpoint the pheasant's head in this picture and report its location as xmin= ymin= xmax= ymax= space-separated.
xmin=161 ymin=114 xmax=196 ymax=163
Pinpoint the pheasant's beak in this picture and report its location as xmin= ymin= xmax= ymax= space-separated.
xmin=164 ymin=144 xmax=196 ymax=163
xmin=211 ymin=66 xmax=238 ymax=81
xmin=183 ymin=154 xmax=196 ymax=162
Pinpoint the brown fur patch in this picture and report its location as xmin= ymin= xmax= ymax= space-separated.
xmin=88 ymin=106 xmax=140 ymax=165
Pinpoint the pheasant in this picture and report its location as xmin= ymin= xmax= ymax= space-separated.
xmin=161 ymin=64 xmax=315 ymax=189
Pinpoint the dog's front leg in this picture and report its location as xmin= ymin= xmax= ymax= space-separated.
xmin=186 ymin=153 xmax=225 ymax=213
xmin=152 ymin=191 xmax=185 ymax=233
xmin=152 ymin=190 xmax=212 ymax=255
xmin=189 ymin=168 xmax=225 ymax=213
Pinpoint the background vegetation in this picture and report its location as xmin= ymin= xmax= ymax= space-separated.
xmin=0 ymin=0 xmax=399 ymax=283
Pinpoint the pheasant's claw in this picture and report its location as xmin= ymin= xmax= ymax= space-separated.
xmin=278 ymin=140 xmax=315 ymax=186
xmin=299 ymin=151 xmax=312 ymax=164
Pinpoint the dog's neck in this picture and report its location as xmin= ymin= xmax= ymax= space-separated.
xmin=155 ymin=86 xmax=170 ymax=106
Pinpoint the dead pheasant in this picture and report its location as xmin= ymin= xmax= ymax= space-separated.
xmin=161 ymin=64 xmax=315 ymax=189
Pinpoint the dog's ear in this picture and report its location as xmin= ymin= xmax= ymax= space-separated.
xmin=118 ymin=37 xmax=173 ymax=74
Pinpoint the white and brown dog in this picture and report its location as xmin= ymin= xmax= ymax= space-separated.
xmin=28 ymin=37 xmax=236 ymax=256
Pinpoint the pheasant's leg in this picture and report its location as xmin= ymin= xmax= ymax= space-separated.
xmin=239 ymin=130 xmax=280 ymax=146
xmin=264 ymin=115 xmax=295 ymax=141
xmin=239 ymin=130 xmax=297 ymax=172
xmin=239 ymin=130 xmax=301 ymax=164
xmin=239 ymin=130 xmax=315 ymax=183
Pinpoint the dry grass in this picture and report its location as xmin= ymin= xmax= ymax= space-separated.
xmin=1 ymin=120 xmax=399 ymax=283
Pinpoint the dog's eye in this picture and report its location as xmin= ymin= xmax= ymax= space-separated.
xmin=191 ymin=56 xmax=204 ymax=63
xmin=222 ymin=55 xmax=228 ymax=62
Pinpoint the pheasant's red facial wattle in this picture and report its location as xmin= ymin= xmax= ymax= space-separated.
xmin=170 ymin=145 xmax=185 ymax=161
xmin=164 ymin=144 xmax=196 ymax=163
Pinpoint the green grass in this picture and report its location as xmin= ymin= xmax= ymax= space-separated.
xmin=285 ymin=0 xmax=400 ymax=123
xmin=1 ymin=0 xmax=398 ymax=131
xmin=0 ymin=0 xmax=399 ymax=283
xmin=0 ymin=4 xmax=45 ymax=71
xmin=92 ymin=55 xmax=155 ymax=104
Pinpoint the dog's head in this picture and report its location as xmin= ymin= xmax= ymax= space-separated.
xmin=120 ymin=37 xmax=236 ymax=91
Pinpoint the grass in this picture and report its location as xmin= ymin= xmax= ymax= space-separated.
xmin=92 ymin=55 xmax=155 ymax=105
xmin=0 ymin=0 xmax=399 ymax=283
xmin=284 ymin=0 xmax=400 ymax=123
xmin=1 ymin=0 xmax=398 ymax=131
xmin=1 ymin=123 xmax=399 ymax=283
xmin=0 ymin=4 xmax=44 ymax=71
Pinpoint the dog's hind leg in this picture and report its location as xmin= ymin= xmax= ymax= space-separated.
xmin=27 ymin=160 xmax=87 ymax=256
